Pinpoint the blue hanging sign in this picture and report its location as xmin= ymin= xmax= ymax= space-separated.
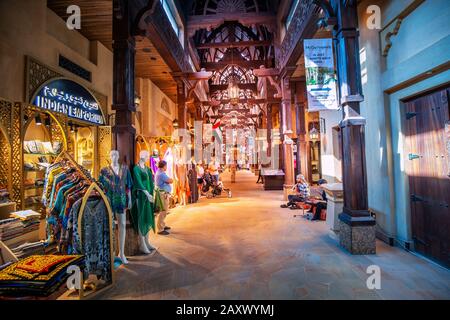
xmin=31 ymin=78 xmax=105 ymax=125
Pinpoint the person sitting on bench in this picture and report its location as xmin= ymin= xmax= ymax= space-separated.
xmin=307 ymin=179 xmax=328 ymax=220
xmin=280 ymin=174 xmax=310 ymax=208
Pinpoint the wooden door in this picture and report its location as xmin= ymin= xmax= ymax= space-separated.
xmin=405 ymin=87 xmax=450 ymax=268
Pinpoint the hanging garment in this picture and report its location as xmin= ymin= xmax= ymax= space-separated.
xmin=99 ymin=165 xmax=133 ymax=215
xmin=70 ymin=197 xmax=112 ymax=282
xmin=150 ymin=157 xmax=159 ymax=175
xmin=130 ymin=165 xmax=155 ymax=235
xmin=163 ymin=147 xmax=174 ymax=180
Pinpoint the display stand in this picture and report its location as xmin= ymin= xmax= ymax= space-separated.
xmin=0 ymin=241 xmax=19 ymax=264
xmin=52 ymin=152 xmax=115 ymax=300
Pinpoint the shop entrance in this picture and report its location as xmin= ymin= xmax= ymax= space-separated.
xmin=404 ymin=85 xmax=450 ymax=268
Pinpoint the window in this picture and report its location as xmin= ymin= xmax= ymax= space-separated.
xmin=285 ymin=0 xmax=299 ymax=30
xmin=160 ymin=0 xmax=179 ymax=37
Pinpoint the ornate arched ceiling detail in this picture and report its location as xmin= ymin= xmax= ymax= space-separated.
xmin=191 ymin=0 xmax=270 ymax=16
xmin=194 ymin=21 xmax=273 ymax=63
xmin=211 ymin=65 xmax=255 ymax=84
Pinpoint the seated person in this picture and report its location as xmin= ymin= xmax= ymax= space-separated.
xmin=280 ymin=174 xmax=310 ymax=208
xmin=307 ymin=179 xmax=328 ymax=220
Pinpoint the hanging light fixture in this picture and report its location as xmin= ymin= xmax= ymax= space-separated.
xmin=35 ymin=114 xmax=42 ymax=126
xmin=231 ymin=115 xmax=238 ymax=126
xmin=172 ymin=119 xmax=179 ymax=129
xmin=227 ymin=48 xmax=239 ymax=104
xmin=227 ymin=77 xmax=240 ymax=104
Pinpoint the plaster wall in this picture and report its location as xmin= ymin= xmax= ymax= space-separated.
xmin=0 ymin=0 xmax=113 ymax=115
xmin=136 ymin=77 xmax=176 ymax=137
xmin=319 ymin=110 xmax=342 ymax=183
xmin=358 ymin=0 xmax=450 ymax=244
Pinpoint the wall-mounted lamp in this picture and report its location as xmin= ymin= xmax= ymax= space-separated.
xmin=309 ymin=127 xmax=319 ymax=141
xmin=134 ymin=91 xmax=141 ymax=108
xmin=44 ymin=115 xmax=51 ymax=127
xmin=35 ymin=114 xmax=42 ymax=126
xmin=173 ymin=119 xmax=179 ymax=129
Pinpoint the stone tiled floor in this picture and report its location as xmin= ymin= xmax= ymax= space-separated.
xmin=97 ymin=170 xmax=450 ymax=300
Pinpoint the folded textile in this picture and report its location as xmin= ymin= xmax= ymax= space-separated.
xmin=0 ymin=255 xmax=84 ymax=297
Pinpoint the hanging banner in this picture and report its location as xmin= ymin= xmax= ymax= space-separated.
xmin=304 ymin=38 xmax=338 ymax=112
xmin=31 ymin=78 xmax=105 ymax=125
xmin=203 ymin=123 xmax=212 ymax=143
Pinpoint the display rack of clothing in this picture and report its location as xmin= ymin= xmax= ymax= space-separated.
xmin=41 ymin=152 xmax=115 ymax=298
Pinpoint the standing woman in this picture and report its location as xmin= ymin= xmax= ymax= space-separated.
xmin=131 ymin=151 xmax=156 ymax=254
xmin=196 ymin=162 xmax=205 ymax=196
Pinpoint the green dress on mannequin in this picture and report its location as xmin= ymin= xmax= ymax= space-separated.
xmin=130 ymin=165 xmax=155 ymax=236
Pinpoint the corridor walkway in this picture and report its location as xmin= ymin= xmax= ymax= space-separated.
xmin=98 ymin=170 xmax=450 ymax=300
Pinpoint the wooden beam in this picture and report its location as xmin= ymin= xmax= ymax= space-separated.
xmin=218 ymin=108 xmax=250 ymax=114
xmin=206 ymin=97 xmax=281 ymax=105
xmin=196 ymin=40 xmax=272 ymax=49
xmin=184 ymin=70 xmax=213 ymax=80
xmin=211 ymin=114 xmax=258 ymax=119
xmin=253 ymin=67 xmax=280 ymax=77
xmin=210 ymin=83 xmax=257 ymax=92
xmin=187 ymin=13 xmax=277 ymax=36
xmin=201 ymin=60 xmax=268 ymax=70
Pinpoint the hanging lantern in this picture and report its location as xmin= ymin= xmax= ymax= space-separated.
xmin=227 ymin=78 xmax=239 ymax=104
xmin=231 ymin=115 xmax=238 ymax=126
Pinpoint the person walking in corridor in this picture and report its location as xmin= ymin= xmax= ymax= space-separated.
xmin=155 ymin=160 xmax=173 ymax=235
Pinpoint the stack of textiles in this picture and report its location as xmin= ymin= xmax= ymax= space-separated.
xmin=24 ymin=161 xmax=48 ymax=172
xmin=10 ymin=210 xmax=41 ymax=234
xmin=0 ymin=255 xmax=84 ymax=296
xmin=23 ymin=141 xmax=62 ymax=155
xmin=43 ymin=160 xmax=112 ymax=283
xmin=11 ymin=241 xmax=46 ymax=259
xmin=0 ymin=211 xmax=40 ymax=241
xmin=0 ymin=218 xmax=23 ymax=241
xmin=0 ymin=188 xmax=10 ymax=203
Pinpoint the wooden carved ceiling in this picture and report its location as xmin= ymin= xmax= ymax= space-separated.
xmin=47 ymin=0 xmax=177 ymax=102
xmin=187 ymin=0 xmax=278 ymax=127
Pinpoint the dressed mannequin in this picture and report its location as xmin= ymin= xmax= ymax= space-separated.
xmin=130 ymin=151 xmax=157 ymax=254
xmin=99 ymin=150 xmax=133 ymax=264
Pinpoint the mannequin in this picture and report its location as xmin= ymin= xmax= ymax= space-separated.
xmin=99 ymin=150 xmax=133 ymax=264
xmin=130 ymin=151 xmax=157 ymax=254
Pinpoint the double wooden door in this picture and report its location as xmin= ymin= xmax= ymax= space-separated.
xmin=405 ymin=86 xmax=450 ymax=268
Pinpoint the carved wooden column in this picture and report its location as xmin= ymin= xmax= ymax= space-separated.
xmin=266 ymin=104 xmax=273 ymax=158
xmin=113 ymin=0 xmax=139 ymax=256
xmin=176 ymin=80 xmax=187 ymax=130
xmin=276 ymin=104 xmax=284 ymax=171
xmin=332 ymin=0 xmax=375 ymax=254
xmin=280 ymin=77 xmax=295 ymax=199
xmin=294 ymin=81 xmax=308 ymax=179
xmin=113 ymin=0 xmax=136 ymax=167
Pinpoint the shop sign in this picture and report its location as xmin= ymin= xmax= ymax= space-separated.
xmin=304 ymin=39 xmax=338 ymax=112
xmin=32 ymin=78 xmax=104 ymax=125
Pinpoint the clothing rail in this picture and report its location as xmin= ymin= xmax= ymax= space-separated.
xmin=51 ymin=151 xmax=115 ymax=299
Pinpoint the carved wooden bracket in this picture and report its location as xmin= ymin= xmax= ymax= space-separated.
xmin=381 ymin=18 xmax=403 ymax=57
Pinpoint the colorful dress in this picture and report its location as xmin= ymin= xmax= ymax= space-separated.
xmin=99 ymin=165 xmax=133 ymax=215
xmin=130 ymin=165 xmax=155 ymax=235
